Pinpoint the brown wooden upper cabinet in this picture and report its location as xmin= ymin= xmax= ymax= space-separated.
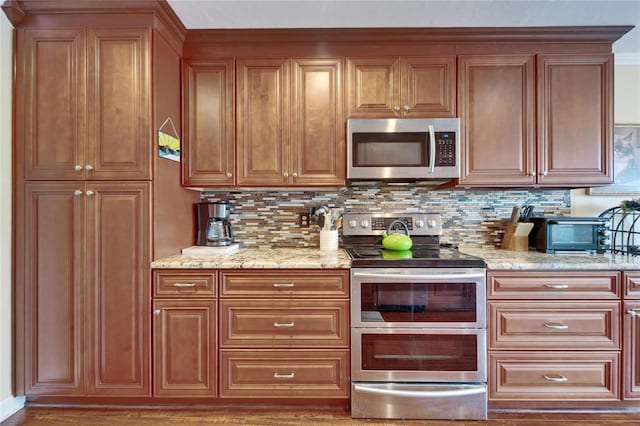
xmin=346 ymin=56 xmax=456 ymax=118
xmin=20 ymin=28 xmax=151 ymax=181
xmin=182 ymin=59 xmax=235 ymax=186
xmin=458 ymin=55 xmax=536 ymax=186
xmin=458 ymin=53 xmax=613 ymax=187
xmin=236 ymin=58 xmax=345 ymax=187
xmin=537 ymin=54 xmax=613 ymax=186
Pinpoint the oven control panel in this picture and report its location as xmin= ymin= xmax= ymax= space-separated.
xmin=343 ymin=213 xmax=442 ymax=236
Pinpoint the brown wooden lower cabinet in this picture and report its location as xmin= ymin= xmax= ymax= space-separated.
xmin=624 ymin=300 xmax=640 ymax=399
xmin=153 ymin=300 xmax=217 ymax=397
xmin=489 ymin=352 xmax=620 ymax=400
xmin=219 ymin=350 xmax=349 ymax=398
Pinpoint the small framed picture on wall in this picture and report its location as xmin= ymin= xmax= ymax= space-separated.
xmin=588 ymin=124 xmax=640 ymax=195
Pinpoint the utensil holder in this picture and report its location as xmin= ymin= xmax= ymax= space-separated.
xmin=320 ymin=230 xmax=339 ymax=251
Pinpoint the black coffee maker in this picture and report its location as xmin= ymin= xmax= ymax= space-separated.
xmin=195 ymin=201 xmax=235 ymax=246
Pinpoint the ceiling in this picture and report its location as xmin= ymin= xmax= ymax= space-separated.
xmin=167 ymin=0 xmax=640 ymax=62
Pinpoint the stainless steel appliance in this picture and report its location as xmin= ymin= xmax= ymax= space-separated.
xmin=347 ymin=118 xmax=460 ymax=182
xmin=343 ymin=213 xmax=487 ymax=420
xmin=527 ymin=216 xmax=609 ymax=254
xmin=195 ymin=201 xmax=235 ymax=246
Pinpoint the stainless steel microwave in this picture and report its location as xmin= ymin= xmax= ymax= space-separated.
xmin=347 ymin=118 xmax=460 ymax=181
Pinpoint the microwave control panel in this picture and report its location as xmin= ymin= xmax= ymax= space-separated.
xmin=434 ymin=132 xmax=456 ymax=167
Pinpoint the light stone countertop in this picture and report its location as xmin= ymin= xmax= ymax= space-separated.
xmin=459 ymin=246 xmax=640 ymax=270
xmin=151 ymin=245 xmax=640 ymax=271
xmin=151 ymin=247 xmax=351 ymax=269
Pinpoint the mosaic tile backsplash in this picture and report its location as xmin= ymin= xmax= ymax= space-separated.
xmin=202 ymin=185 xmax=571 ymax=249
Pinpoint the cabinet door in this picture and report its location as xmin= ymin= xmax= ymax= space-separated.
xmin=625 ymin=301 xmax=640 ymax=399
xmin=458 ymin=55 xmax=535 ymax=186
xmin=537 ymin=54 xmax=613 ymax=186
xmin=237 ymin=58 xmax=290 ymax=186
xmin=182 ymin=60 xmax=235 ymax=186
xmin=625 ymin=272 xmax=640 ymax=299
xmin=22 ymin=182 xmax=85 ymax=395
xmin=153 ymin=300 xmax=217 ymax=397
xmin=291 ymin=58 xmax=345 ymax=186
xmin=346 ymin=57 xmax=400 ymax=117
xmin=401 ymin=56 xmax=456 ymax=118
xmin=20 ymin=29 xmax=86 ymax=180
xmin=86 ymin=182 xmax=150 ymax=395
xmin=87 ymin=29 xmax=151 ymax=180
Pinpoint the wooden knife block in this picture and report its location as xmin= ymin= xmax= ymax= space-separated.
xmin=501 ymin=223 xmax=529 ymax=251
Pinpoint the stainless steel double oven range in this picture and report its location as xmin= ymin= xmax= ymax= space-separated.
xmin=343 ymin=213 xmax=487 ymax=420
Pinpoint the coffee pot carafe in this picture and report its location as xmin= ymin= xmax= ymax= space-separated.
xmin=196 ymin=202 xmax=235 ymax=246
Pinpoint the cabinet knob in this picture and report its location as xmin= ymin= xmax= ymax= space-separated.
xmin=153 ymin=309 xmax=161 ymax=316
xmin=85 ymin=165 xmax=94 ymax=172
xmin=74 ymin=165 xmax=83 ymax=172
xmin=226 ymin=172 xmax=232 ymax=178
xmin=292 ymin=172 xmax=298 ymax=178
xmin=529 ymin=171 xmax=536 ymax=177
xmin=283 ymin=172 xmax=289 ymax=177
xmin=629 ymin=310 xmax=639 ymax=317
xmin=74 ymin=190 xmax=83 ymax=196
xmin=393 ymin=105 xmax=401 ymax=112
xmin=85 ymin=190 xmax=94 ymax=197
xmin=540 ymin=171 xmax=548 ymax=177
xmin=403 ymin=105 xmax=410 ymax=112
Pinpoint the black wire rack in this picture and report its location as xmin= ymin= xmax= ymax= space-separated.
xmin=599 ymin=206 xmax=640 ymax=256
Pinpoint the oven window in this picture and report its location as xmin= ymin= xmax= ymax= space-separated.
xmin=361 ymin=334 xmax=478 ymax=371
xmin=352 ymin=132 xmax=428 ymax=167
xmin=550 ymin=225 xmax=596 ymax=245
xmin=360 ymin=282 xmax=476 ymax=323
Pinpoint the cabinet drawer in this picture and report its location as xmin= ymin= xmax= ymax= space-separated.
xmin=153 ymin=270 xmax=216 ymax=297
xmin=220 ymin=350 xmax=349 ymax=398
xmin=488 ymin=271 xmax=620 ymax=299
xmin=220 ymin=300 xmax=349 ymax=348
xmin=489 ymin=301 xmax=620 ymax=350
xmin=489 ymin=352 xmax=619 ymax=401
xmin=220 ymin=270 xmax=349 ymax=298
xmin=624 ymin=271 xmax=640 ymax=299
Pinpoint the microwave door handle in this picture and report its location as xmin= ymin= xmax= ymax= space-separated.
xmin=547 ymin=220 xmax=606 ymax=226
xmin=428 ymin=124 xmax=436 ymax=174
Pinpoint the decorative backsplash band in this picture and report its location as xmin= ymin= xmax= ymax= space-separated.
xmin=202 ymin=185 xmax=570 ymax=249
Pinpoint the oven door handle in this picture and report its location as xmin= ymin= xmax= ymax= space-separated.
xmin=353 ymin=384 xmax=486 ymax=398
xmin=352 ymin=271 xmax=485 ymax=281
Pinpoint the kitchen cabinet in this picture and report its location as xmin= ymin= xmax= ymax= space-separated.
xmin=537 ymin=54 xmax=613 ymax=186
xmin=458 ymin=53 xmax=613 ymax=187
xmin=236 ymin=58 xmax=344 ymax=186
xmin=624 ymin=272 xmax=640 ymax=399
xmin=20 ymin=27 xmax=151 ymax=181
xmin=152 ymin=270 xmax=217 ymax=397
xmin=346 ymin=56 xmax=456 ymax=118
xmin=487 ymin=271 xmax=622 ymax=406
xmin=182 ymin=59 xmax=235 ymax=186
xmin=22 ymin=181 xmax=150 ymax=396
xmin=218 ymin=270 xmax=350 ymax=399
xmin=457 ymin=55 xmax=536 ymax=186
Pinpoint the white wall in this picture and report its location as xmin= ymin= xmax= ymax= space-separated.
xmin=0 ymin=12 xmax=13 ymax=405
xmin=571 ymin=64 xmax=640 ymax=217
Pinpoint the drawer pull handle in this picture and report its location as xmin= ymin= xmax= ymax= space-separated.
xmin=629 ymin=310 xmax=639 ymax=317
xmin=173 ymin=282 xmax=197 ymax=288
xmin=544 ymin=374 xmax=568 ymax=383
xmin=544 ymin=284 xmax=569 ymax=289
xmin=273 ymin=283 xmax=295 ymax=288
xmin=273 ymin=322 xmax=295 ymax=328
xmin=273 ymin=372 xmax=295 ymax=379
xmin=543 ymin=323 xmax=568 ymax=330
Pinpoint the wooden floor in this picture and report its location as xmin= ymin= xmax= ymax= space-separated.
xmin=3 ymin=406 xmax=640 ymax=426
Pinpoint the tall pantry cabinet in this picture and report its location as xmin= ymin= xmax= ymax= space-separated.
xmin=6 ymin=1 xmax=199 ymax=397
